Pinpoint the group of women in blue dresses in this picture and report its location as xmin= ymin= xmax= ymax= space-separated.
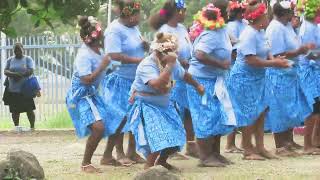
xmin=66 ymin=0 xmax=320 ymax=173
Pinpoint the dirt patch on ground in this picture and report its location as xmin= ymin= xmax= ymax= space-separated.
xmin=0 ymin=131 xmax=319 ymax=180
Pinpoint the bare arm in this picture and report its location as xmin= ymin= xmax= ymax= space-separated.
xmin=109 ymin=53 xmax=142 ymax=64
xmin=4 ymin=70 xmax=21 ymax=78
xmin=21 ymin=68 xmax=33 ymax=77
xmin=80 ymin=55 xmax=110 ymax=85
xmin=183 ymin=72 xmax=205 ymax=95
xmin=195 ymin=50 xmax=230 ymax=70
xmin=147 ymin=63 xmax=175 ymax=94
xmin=245 ymin=55 xmax=289 ymax=68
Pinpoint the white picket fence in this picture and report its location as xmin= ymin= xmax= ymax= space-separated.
xmin=0 ymin=32 xmax=153 ymax=121
xmin=0 ymin=33 xmax=81 ymax=121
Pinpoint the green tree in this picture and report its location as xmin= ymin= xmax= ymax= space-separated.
xmin=0 ymin=0 xmax=107 ymax=37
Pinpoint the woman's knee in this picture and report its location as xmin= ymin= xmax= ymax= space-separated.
xmin=91 ymin=121 xmax=105 ymax=136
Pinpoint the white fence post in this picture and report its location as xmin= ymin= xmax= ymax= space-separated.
xmin=107 ymin=0 xmax=112 ymax=26
xmin=0 ymin=32 xmax=6 ymax=87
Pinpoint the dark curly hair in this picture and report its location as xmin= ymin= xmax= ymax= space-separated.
xmin=78 ymin=16 xmax=102 ymax=45
xmin=149 ymin=0 xmax=184 ymax=30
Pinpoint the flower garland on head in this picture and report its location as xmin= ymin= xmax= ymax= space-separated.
xmin=175 ymin=0 xmax=186 ymax=9
xmin=189 ymin=4 xmax=226 ymax=41
xmin=82 ymin=16 xmax=102 ymax=44
xmin=159 ymin=0 xmax=186 ymax=17
xmin=121 ymin=1 xmax=141 ymax=17
xmin=150 ymin=34 xmax=178 ymax=53
xmin=244 ymin=3 xmax=267 ymax=23
xmin=229 ymin=0 xmax=247 ymax=11
xmin=303 ymin=0 xmax=320 ymax=23
xmin=151 ymin=33 xmax=178 ymax=89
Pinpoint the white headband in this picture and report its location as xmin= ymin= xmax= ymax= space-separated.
xmin=270 ymin=0 xmax=292 ymax=9
xmin=150 ymin=35 xmax=178 ymax=53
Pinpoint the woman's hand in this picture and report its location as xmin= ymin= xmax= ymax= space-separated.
xmin=273 ymin=56 xmax=290 ymax=68
xmin=128 ymin=90 xmax=137 ymax=104
xmin=196 ymin=84 xmax=205 ymax=96
xmin=299 ymin=43 xmax=316 ymax=54
xmin=163 ymin=53 xmax=177 ymax=66
xmin=180 ymin=60 xmax=190 ymax=69
xmin=100 ymin=55 xmax=111 ymax=70
xmin=219 ymin=60 xmax=231 ymax=70
xmin=142 ymin=41 xmax=150 ymax=52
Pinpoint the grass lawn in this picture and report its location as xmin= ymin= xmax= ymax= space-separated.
xmin=0 ymin=131 xmax=319 ymax=180
xmin=0 ymin=110 xmax=73 ymax=130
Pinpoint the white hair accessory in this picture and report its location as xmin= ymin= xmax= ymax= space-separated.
xmin=271 ymin=0 xmax=292 ymax=9
xmin=280 ymin=1 xmax=291 ymax=9
xmin=88 ymin=16 xmax=98 ymax=25
xmin=150 ymin=35 xmax=178 ymax=53
xmin=270 ymin=0 xmax=277 ymax=8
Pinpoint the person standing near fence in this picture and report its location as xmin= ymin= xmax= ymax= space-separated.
xmin=66 ymin=16 xmax=111 ymax=173
xmin=3 ymin=43 xmax=36 ymax=132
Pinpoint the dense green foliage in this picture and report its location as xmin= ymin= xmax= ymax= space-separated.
xmin=0 ymin=0 xmax=211 ymax=37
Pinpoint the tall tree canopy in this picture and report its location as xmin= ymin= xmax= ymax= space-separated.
xmin=0 ymin=0 xmax=272 ymax=37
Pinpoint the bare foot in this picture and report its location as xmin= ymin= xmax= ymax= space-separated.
xmin=100 ymin=157 xmax=121 ymax=166
xmin=225 ymin=146 xmax=244 ymax=154
xmin=81 ymin=164 xmax=102 ymax=173
xmin=288 ymin=142 xmax=303 ymax=150
xmin=116 ymin=154 xmax=134 ymax=166
xmin=242 ymin=153 xmax=265 ymax=161
xmin=275 ymin=147 xmax=300 ymax=157
xmin=257 ymin=148 xmax=279 ymax=159
xmin=185 ymin=141 xmax=199 ymax=158
xmin=303 ymin=147 xmax=320 ymax=155
xmin=127 ymin=153 xmax=146 ymax=164
xmin=169 ymin=152 xmax=189 ymax=160
xmin=213 ymin=153 xmax=234 ymax=165
xmin=198 ymin=155 xmax=226 ymax=167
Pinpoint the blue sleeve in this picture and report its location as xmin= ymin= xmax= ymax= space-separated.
xmin=138 ymin=63 xmax=159 ymax=84
xmin=316 ymin=26 xmax=320 ymax=48
xmin=194 ymin=32 xmax=216 ymax=54
xmin=5 ymin=58 xmax=11 ymax=70
xmin=172 ymin=61 xmax=185 ymax=80
xmin=104 ymin=32 xmax=122 ymax=54
xmin=227 ymin=22 xmax=238 ymax=40
xmin=266 ymin=27 xmax=286 ymax=55
xmin=240 ymin=32 xmax=257 ymax=56
xmin=75 ymin=54 xmax=92 ymax=77
xmin=26 ymin=56 xmax=34 ymax=69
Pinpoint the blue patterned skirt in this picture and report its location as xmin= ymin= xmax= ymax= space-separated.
xmin=265 ymin=69 xmax=311 ymax=133
xmin=298 ymin=63 xmax=320 ymax=110
xmin=187 ymin=77 xmax=235 ymax=139
xmin=228 ymin=67 xmax=267 ymax=128
xmin=100 ymin=73 xmax=133 ymax=135
xmin=66 ymin=78 xmax=109 ymax=138
xmin=128 ymin=99 xmax=186 ymax=158
xmin=170 ymin=80 xmax=189 ymax=119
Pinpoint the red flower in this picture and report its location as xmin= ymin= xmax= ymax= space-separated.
xmin=95 ymin=23 xmax=102 ymax=32
xmin=134 ymin=2 xmax=140 ymax=9
xmin=244 ymin=3 xmax=266 ymax=21
xmin=91 ymin=31 xmax=98 ymax=38
xmin=84 ymin=36 xmax=92 ymax=44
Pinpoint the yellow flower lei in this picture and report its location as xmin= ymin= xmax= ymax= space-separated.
xmin=193 ymin=8 xmax=226 ymax=30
